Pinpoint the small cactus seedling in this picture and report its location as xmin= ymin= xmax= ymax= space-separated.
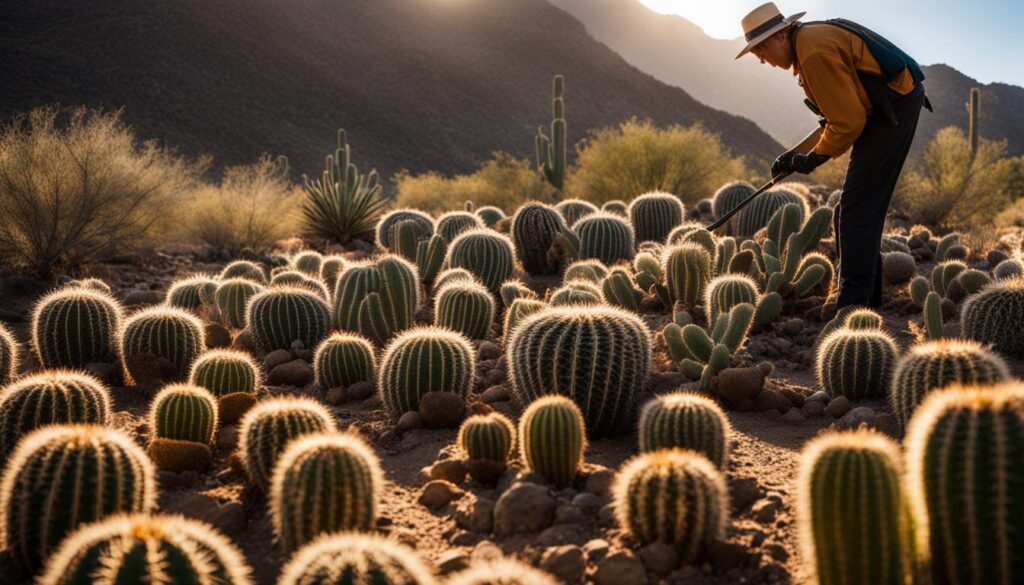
xmin=147 ymin=383 xmax=219 ymax=472
xmin=0 ymin=371 xmax=111 ymax=458
xmin=39 ymin=513 xmax=252 ymax=585
xmin=960 ymin=277 xmax=1024 ymax=357
xmin=612 ymin=449 xmax=727 ymax=564
xmin=0 ymin=323 xmax=17 ymax=386
xmin=313 ymin=332 xmax=376 ymax=391
xmin=189 ymin=349 xmax=262 ymax=424
xmin=434 ymin=281 xmax=496 ymax=340
xmin=247 ymin=286 xmax=332 ymax=354
xmin=519 ymin=395 xmax=587 ymax=488
xmin=458 ymin=412 xmax=516 ymax=483
xmin=270 ymin=432 xmax=383 ymax=553
xmin=448 ymin=558 xmax=560 ymax=585
xmin=278 ymin=532 xmax=436 ymax=585
xmin=815 ymin=328 xmax=898 ymax=400
xmin=119 ymin=306 xmax=205 ymax=388
xmin=378 ymin=327 xmax=475 ymax=421
xmin=637 ymin=392 xmax=730 ymax=468
xmin=166 ymin=274 xmax=218 ymax=313
xmin=214 ymin=278 xmax=264 ymax=329
xmin=237 ymin=397 xmax=337 ymax=491
xmin=628 ymin=191 xmax=684 ymax=244
xmin=32 ymin=287 xmax=123 ymax=369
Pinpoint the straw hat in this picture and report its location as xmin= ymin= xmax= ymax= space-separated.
xmin=735 ymin=2 xmax=806 ymax=59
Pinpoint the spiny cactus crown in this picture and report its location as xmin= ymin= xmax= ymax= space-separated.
xmin=436 ymin=210 xmax=485 ymax=243
xmin=475 ymin=205 xmax=507 ymax=228
xmin=214 ymin=278 xmax=264 ymax=329
xmin=375 ymin=208 xmax=435 ymax=253
xmin=458 ymin=412 xmax=516 ymax=462
xmin=378 ymin=326 xmax=476 ymax=421
xmin=148 ymin=383 xmax=219 ymax=445
xmin=519 ymin=395 xmax=587 ymax=488
xmin=447 ymin=558 xmax=560 ymax=585
xmin=189 ymin=349 xmax=262 ymax=397
xmin=842 ymin=307 xmax=884 ymax=330
xmin=237 ymin=397 xmax=338 ymax=491
xmin=436 ymin=267 xmax=482 ymax=290
xmin=446 ymin=228 xmax=516 ymax=294
xmin=119 ymin=306 xmax=206 ymax=382
xmin=662 ymin=242 xmax=713 ymax=306
xmin=815 ymin=328 xmax=899 ymax=400
xmin=278 ymin=532 xmax=436 ymax=585
xmin=960 ymin=276 xmax=1024 ymax=358
xmin=637 ymin=392 xmax=730 ymax=468
xmin=291 ymin=250 xmax=324 ymax=276
xmin=246 ymin=285 xmax=332 ymax=354
xmin=554 ymin=198 xmax=599 ymax=226
xmin=31 ymin=286 xmax=124 ymax=369
xmin=313 ymin=332 xmax=376 ymax=391
xmin=573 ymin=211 xmax=636 ymax=265
xmin=219 ymin=260 xmax=267 ymax=283
xmin=711 ymin=181 xmax=755 ymax=226
xmin=434 ymin=280 xmax=496 ymax=340
xmin=548 ymin=279 xmax=603 ymax=306
xmin=564 ymin=259 xmax=608 ymax=283
xmin=511 ymin=202 xmax=569 ymax=276
xmin=704 ymin=274 xmax=760 ymax=325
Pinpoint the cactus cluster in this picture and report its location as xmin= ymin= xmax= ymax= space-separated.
xmin=446 ymin=228 xmax=516 ymax=294
xmin=31 ymin=287 xmax=123 ymax=369
xmin=0 ymin=371 xmax=111 ymax=458
xmin=548 ymin=279 xmax=602 ymax=306
xmin=744 ymin=204 xmax=833 ymax=298
xmin=600 ymin=268 xmax=644 ymax=312
xmin=511 ymin=202 xmax=574 ymax=276
xmin=574 ymin=212 xmax=635 ymax=265
xmin=189 ymin=349 xmax=261 ymax=424
xmin=637 ymin=392 xmax=730 ymax=468
xmin=930 ymin=260 xmax=967 ymax=298
xmin=564 ymin=259 xmax=607 ymax=283
xmin=434 ymin=281 xmax=495 ymax=340
xmin=332 ymin=256 xmax=420 ymax=346
xmin=628 ymin=191 xmax=684 ymax=244
xmin=214 ymin=278 xmax=264 ymax=329
xmin=247 ymin=286 xmax=331 ymax=354
xmin=166 ymin=274 xmax=218 ymax=312
xmin=508 ymin=305 xmax=651 ymax=437
xmin=960 ymin=277 xmax=1024 ymax=357
xmin=815 ymin=329 xmax=899 ymax=400
xmin=238 ymin=398 xmax=337 ymax=491
xmin=313 ymin=332 xmax=376 ymax=391
xmin=378 ymin=327 xmax=475 ymax=421
xmin=663 ymin=303 xmax=756 ymax=388
xmin=278 ymin=533 xmax=436 ymax=585
xmin=735 ymin=187 xmax=807 ymax=238
xmin=519 ymin=395 xmax=586 ymax=488
xmin=499 ymin=278 xmax=537 ymax=307
xmin=376 ymin=209 xmax=435 ymax=258
xmin=119 ymin=306 xmax=206 ymax=387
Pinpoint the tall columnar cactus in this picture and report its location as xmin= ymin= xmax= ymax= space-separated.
xmin=270 ymin=433 xmax=383 ymax=553
xmin=574 ymin=212 xmax=635 ymax=265
xmin=960 ymin=277 xmax=1024 ymax=357
xmin=628 ymin=191 xmax=684 ymax=244
xmin=446 ymin=228 xmax=516 ymax=294
xmin=890 ymin=339 xmax=1009 ymax=431
xmin=247 ymin=286 xmax=331 ymax=353
xmin=31 ymin=287 xmax=123 ymax=369
xmin=612 ymin=449 xmax=727 ymax=564
xmin=474 ymin=205 xmax=506 ymax=228
xmin=189 ymin=349 xmax=262 ymax=424
xmin=278 ymin=533 xmax=436 ymax=585
xmin=434 ymin=281 xmax=495 ymax=340
xmin=815 ymin=329 xmax=899 ymax=400
xmin=555 ymin=198 xmax=598 ymax=226
xmin=119 ymin=306 xmax=205 ymax=387
xmin=704 ymin=274 xmax=759 ymax=325
xmin=0 ymin=425 xmax=156 ymax=569
xmin=214 ymin=278 xmax=263 ymax=329
xmin=662 ymin=243 xmax=712 ymax=306
xmin=220 ymin=260 xmax=267 ymax=283
xmin=843 ymin=307 xmax=884 ymax=330
xmin=458 ymin=412 xmax=516 ymax=464
xmin=147 ymin=383 xmax=219 ymax=472
xmin=711 ymin=181 xmax=755 ymax=234
xmin=378 ymin=327 xmax=475 ymax=421
xmin=637 ymin=392 xmax=730 ymax=468
xmin=356 ymin=255 xmax=420 ymax=346
xmin=548 ymin=279 xmax=602 ymax=306
xmin=313 ymin=332 xmax=376 ymax=392
xmin=166 ymin=274 xmax=218 ymax=313
xmin=507 ymin=305 xmax=651 ymax=437
xmin=504 ymin=298 xmax=545 ymax=339
xmin=535 ymin=74 xmax=567 ymax=191
xmin=375 ymin=209 xmax=435 ymax=259
xmin=519 ymin=395 xmax=586 ymax=488
xmin=39 ymin=513 xmax=252 ymax=585
xmin=237 ymin=397 xmax=337 ymax=491
xmin=511 ymin=202 xmax=572 ymax=276
xmin=0 ymin=323 xmax=17 ymax=386
xmin=0 ymin=371 xmax=111 ymax=458
xmin=797 ymin=429 xmax=917 ymax=585
xmin=735 ymin=187 xmax=807 ymax=238
xmin=291 ymin=250 xmax=324 ymax=276
xmin=968 ymin=86 xmax=981 ymax=155
xmin=905 ymin=383 xmax=1024 ymax=585
xmin=448 ymin=558 xmax=560 ymax=585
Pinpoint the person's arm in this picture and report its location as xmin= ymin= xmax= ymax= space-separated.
xmin=791 ymin=127 xmax=823 ymax=154
xmin=799 ymin=51 xmax=868 ymax=157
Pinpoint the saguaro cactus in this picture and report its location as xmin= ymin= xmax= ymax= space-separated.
xmin=968 ymin=86 xmax=981 ymax=155
xmin=535 ymin=74 xmax=566 ymax=191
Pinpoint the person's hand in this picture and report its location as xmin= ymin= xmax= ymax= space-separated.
xmin=772 ymin=151 xmax=831 ymax=176
xmin=771 ymin=150 xmax=797 ymax=177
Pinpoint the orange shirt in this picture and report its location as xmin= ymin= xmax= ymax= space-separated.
xmin=793 ymin=23 xmax=916 ymax=157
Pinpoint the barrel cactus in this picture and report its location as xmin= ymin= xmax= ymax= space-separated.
xmin=601 ymin=268 xmax=643 ymax=312
xmin=219 ymin=260 xmax=267 ymax=283
xmin=637 ymin=392 xmax=730 ymax=468
xmin=564 ymin=259 xmax=607 ymax=283
xmin=475 ymin=205 xmax=506 ymax=228
xmin=961 ymin=277 xmax=1024 ymax=357
xmin=378 ymin=327 xmax=475 ymax=421
xmin=842 ymin=307 xmax=883 ymax=330
xmin=946 ymin=268 xmax=990 ymax=302
xmin=214 ymin=278 xmax=263 ymax=329
xmin=519 ymin=395 xmax=586 ymax=488
xmin=333 ymin=256 xmax=419 ymax=346
xmin=934 ymin=232 xmax=963 ymax=261
xmin=574 ymin=212 xmax=635 ymax=265
xmin=119 ymin=306 xmax=205 ymax=387
xmin=446 ymin=228 xmax=516 ymax=294
xmin=905 ymin=383 xmax=1024 ymax=585
xmin=291 ymin=250 xmax=323 ymax=276
xmin=0 ymin=323 xmax=17 ymax=386
xmin=711 ymin=181 xmax=755 ymax=233
xmin=890 ymin=339 xmax=1009 ymax=431
xmin=0 ymin=371 xmax=111 ymax=459
xmin=448 ymin=558 xmax=560 ymax=585
xmin=63 ymin=278 xmax=112 ymax=294
xmin=548 ymin=279 xmax=602 ymax=306
xmin=313 ymin=332 xmax=376 ymax=392
xmin=555 ymin=198 xmax=598 ymax=226
xmin=993 ymin=258 xmax=1023 ymax=280
xmin=882 ymin=251 xmax=916 ymax=284
xmin=247 ymin=286 xmax=331 ymax=353
xmin=627 ymin=191 xmax=684 ymax=244
xmin=436 ymin=211 xmax=484 ymax=243
xmin=815 ymin=329 xmax=899 ymax=400
xmin=166 ymin=274 xmax=218 ymax=313
xmin=735 ymin=187 xmax=806 ymax=238
xmin=507 ymin=305 xmax=651 ymax=437
xmin=147 ymin=383 xmax=219 ymax=472
xmin=0 ymin=425 xmax=156 ymax=569
xmin=662 ymin=243 xmax=713 ymax=306
xmin=189 ymin=349 xmax=262 ymax=424
xmin=931 ymin=260 xmax=967 ymax=298
xmin=511 ymin=202 xmax=569 ymax=276
xmin=434 ymin=281 xmax=495 ymax=340
xmin=39 ymin=514 xmax=251 ymax=585
xmin=503 ymin=298 xmax=545 ymax=339
xmin=320 ymin=255 xmax=347 ymax=292
xmin=278 ymin=533 xmax=436 ymax=585
xmin=31 ymin=287 xmax=123 ymax=369
xmin=237 ymin=397 xmax=337 ymax=491
xmin=705 ymin=274 xmax=759 ymax=325
xmin=602 ymin=199 xmax=628 ymax=216
xmin=270 ymin=432 xmax=383 ymax=553
xmin=458 ymin=412 xmax=515 ymax=465
xmin=612 ymin=449 xmax=727 ymax=564
xmin=376 ymin=208 xmax=435 ymax=257
xmin=797 ymin=429 xmax=917 ymax=585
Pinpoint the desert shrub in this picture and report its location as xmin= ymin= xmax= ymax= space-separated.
xmin=894 ymin=126 xmax=1015 ymax=230
xmin=182 ymin=155 xmax=302 ymax=252
xmin=394 ymin=151 xmax=555 ymax=215
xmin=564 ymin=118 xmax=745 ymax=206
xmin=0 ymin=106 xmax=199 ymax=277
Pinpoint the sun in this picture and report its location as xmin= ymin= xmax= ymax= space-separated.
xmin=636 ymin=0 xmax=749 ymax=40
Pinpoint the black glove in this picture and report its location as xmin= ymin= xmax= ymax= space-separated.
xmin=771 ymin=150 xmax=831 ymax=176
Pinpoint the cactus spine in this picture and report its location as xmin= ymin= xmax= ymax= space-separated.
xmin=535 ymin=74 xmax=566 ymax=191
xmin=960 ymin=277 xmax=1024 ymax=357
xmin=247 ymin=286 xmax=331 ymax=354
xmin=278 ymin=533 xmax=436 ymax=585
xmin=612 ymin=449 xmax=727 ymax=563
xmin=31 ymin=288 xmax=123 ymax=369
xmin=238 ymin=397 xmax=337 ymax=491
xmin=119 ymin=306 xmax=205 ymax=386
xmin=637 ymin=392 xmax=730 ymax=468
xmin=519 ymin=396 xmax=586 ymax=488
xmin=0 ymin=323 xmax=17 ymax=386
xmin=574 ymin=212 xmax=635 ymax=265
xmin=446 ymin=228 xmax=516 ymax=294
xmin=0 ymin=371 xmax=111 ymax=458
xmin=843 ymin=307 xmax=884 ymax=330
xmin=270 ymin=432 xmax=383 ymax=553
xmin=378 ymin=327 xmax=475 ymax=421
xmin=313 ymin=332 xmax=376 ymax=391
xmin=434 ymin=281 xmax=495 ymax=340
xmin=147 ymin=383 xmax=218 ymax=472
xmin=214 ymin=278 xmax=263 ymax=329
xmin=662 ymin=243 xmax=712 ymax=306
xmin=628 ymin=191 xmax=684 ymax=244
xmin=815 ymin=329 xmax=898 ymax=399
xmin=220 ymin=260 xmax=267 ymax=283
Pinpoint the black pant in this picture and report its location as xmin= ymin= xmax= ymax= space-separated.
xmin=834 ymin=83 xmax=925 ymax=309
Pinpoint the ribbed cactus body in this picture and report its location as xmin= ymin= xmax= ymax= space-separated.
xmin=220 ymin=260 xmax=267 ymax=283
xmin=906 ymin=384 xmax=1024 ymax=585
xmin=120 ymin=306 xmax=205 ymax=384
xmin=189 ymin=349 xmax=260 ymax=397
xmin=663 ymin=243 xmax=713 ymax=306
xmin=32 ymin=288 xmax=123 ymax=369
xmin=705 ymin=274 xmax=759 ymax=325
xmin=214 ymin=278 xmax=263 ymax=329
xmin=993 ymin=258 xmax=1023 ymax=279
xmin=446 ymin=229 xmax=516 ymax=294
xmin=247 ymin=286 xmax=331 ymax=353
xmin=458 ymin=412 xmax=515 ymax=463
xmin=798 ymin=430 xmax=916 ymax=585
xmin=934 ymin=232 xmax=962 ymax=261
xmin=378 ymin=327 xmax=475 ymax=421
xmin=564 ymin=259 xmax=607 ymax=283
xmin=909 ymin=276 xmax=930 ymax=306
xmin=376 ymin=209 xmax=435 ymax=255
xmin=64 ymin=278 xmax=112 ymax=294
xmin=555 ymin=198 xmax=598 ymax=227
xmin=238 ymin=398 xmax=337 ymax=491
xmin=436 ymin=268 xmax=480 ymax=291
xmin=504 ymin=298 xmax=545 ymax=339
xmin=711 ymin=181 xmax=755 ymax=233
xmin=601 ymin=199 xmax=628 ymax=216
xmin=278 ymin=533 xmax=436 ymax=585
xmin=960 ymin=277 xmax=1024 ymax=357
xmin=843 ymin=308 xmax=883 ymax=330
xmin=149 ymin=384 xmax=218 ymax=444
xmin=815 ymin=329 xmax=898 ymax=400
xmin=890 ymin=339 xmax=1009 ymax=431
xmin=436 ymin=211 xmax=484 ymax=243
xmin=628 ymin=191 xmax=684 ymax=244
xmin=333 ymin=263 xmax=382 ymax=331
xmin=735 ymin=188 xmax=806 ymax=238
xmin=320 ymin=255 xmax=347 ymax=292
xmin=519 ymin=396 xmax=586 ymax=488
xmin=0 ymin=372 xmax=111 ymax=458
xmin=601 ymin=269 xmax=642 ymax=312
xmin=270 ymin=433 xmax=383 ymax=553
xmin=313 ymin=333 xmax=376 ymax=391
xmin=882 ymin=251 xmax=917 ymax=284
xmin=292 ymin=250 xmax=324 ymax=276
xmin=475 ymin=206 xmax=506 ymax=228
xmin=360 ymin=255 xmax=420 ymax=345
xmin=0 ymin=323 xmax=17 ymax=386
xmin=166 ymin=275 xmax=218 ymax=312
xmin=512 ymin=202 xmax=566 ymax=275
xmin=574 ymin=212 xmax=635 ymax=265
xmin=0 ymin=425 xmax=156 ymax=569
xmin=548 ymin=279 xmax=602 ymax=306
xmin=434 ymin=282 xmax=495 ymax=340
xmin=613 ymin=449 xmax=727 ymax=563
xmin=637 ymin=392 xmax=730 ymax=468
xmin=931 ymin=260 xmax=966 ymax=298
xmin=39 ymin=514 xmax=252 ymax=585
xmin=507 ymin=306 xmax=651 ymax=437
xmin=448 ymin=559 xmax=560 ymax=585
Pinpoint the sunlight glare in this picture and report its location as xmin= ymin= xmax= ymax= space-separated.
xmin=636 ymin=0 xmax=752 ymax=40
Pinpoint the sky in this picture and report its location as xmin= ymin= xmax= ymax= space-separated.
xmin=637 ymin=0 xmax=1023 ymax=87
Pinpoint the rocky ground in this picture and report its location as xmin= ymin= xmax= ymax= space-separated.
xmin=1 ymin=235 xmax=1022 ymax=585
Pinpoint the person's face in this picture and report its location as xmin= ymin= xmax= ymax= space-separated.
xmin=751 ymin=29 xmax=794 ymax=70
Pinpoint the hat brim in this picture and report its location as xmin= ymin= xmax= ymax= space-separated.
xmin=735 ymin=12 xmax=806 ymax=60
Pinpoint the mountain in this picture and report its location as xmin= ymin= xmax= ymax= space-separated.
xmin=549 ymin=0 xmax=1024 ymax=157
xmin=0 ymin=0 xmax=783 ymax=183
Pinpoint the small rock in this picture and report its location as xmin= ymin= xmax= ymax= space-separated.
xmin=346 ymin=380 xmax=375 ymax=400
xmin=649 ymin=371 xmax=687 ymax=394
xmin=230 ymin=330 xmax=258 ymax=355
xmin=834 ymin=406 xmax=876 ymax=430
xmin=437 ymin=550 xmax=470 ymax=574
xmin=554 ymin=504 xmax=587 ymax=525
xmin=268 ymin=359 xmax=313 ymax=387
xmin=540 ymin=545 xmax=585 ymax=584
xmin=454 ymin=496 xmax=495 ymax=533
xmin=807 ymin=390 xmax=830 ymax=404
xmin=825 ymin=395 xmax=851 ymax=418
xmin=263 ymin=349 xmax=292 ymax=371
xmin=326 ymin=387 xmax=346 ymax=405
xmin=707 ymin=540 xmax=748 ymax=571
xmin=597 ymin=503 xmax=616 ymax=528
xmin=164 ymin=493 xmax=245 ymax=535
xmin=293 ymin=349 xmax=314 ymax=362
xmin=123 ymin=289 xmax=163 ymax=307
xmin=204 ymin=322 xmax=232 ymax=348
xmin=802 ymin=400 xmax=825 ymax=418
xmin=396 ymin=411 xmax=424 ymax=433
xmin=493 ymin=483 xmax=555 ymax=536
xmin=729 ymin=476 xmax=762 ymax=512
xmin=753 ymin=388 xmax=790 ymax=413
xmin=638 ymin=542 xmax=678 ymax=575
xmin=480 ymin=384 xmax=512 ymax=403
xmin=418 ymin=392 xmax=466 ymax=429
xmin=418 ymin=480 xmax=463 ymax=510
xmin=716 ymin=367 xmax=767 ymax=407
xmin=780 ymin=408 xmax=805 ymax=423
xmin=583 ymin=468 xmax=615 ymax=496
xmin=593 ymin=551 xmax=645 ymax=585
xmin=430 ymin=459 xmax=467 ymax=484
xmin=571 ymin=492 xmax=602 ymax=515
xmin=478 ymin=341 xmax=502 ymax=360
xmin=481 ymin=369 xmax=505 ymax=388
xmin=584 ymin=538 xmax=610 ymax=562
xmin=752 ymin=498 xmax=781 ymax=524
